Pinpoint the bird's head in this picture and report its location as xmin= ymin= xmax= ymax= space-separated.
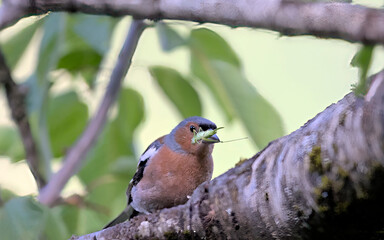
xmin=165 ymin=116 xmax=220 ymax=155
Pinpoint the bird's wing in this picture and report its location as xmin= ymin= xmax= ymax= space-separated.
xmin=126 ymin=136 xmax=165 ymax=204
xmin=104 ymin=136 xmax=166 ymax=228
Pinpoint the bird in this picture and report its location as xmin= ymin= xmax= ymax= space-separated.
xmin=104 ymin=116 xmax=220 ymax=228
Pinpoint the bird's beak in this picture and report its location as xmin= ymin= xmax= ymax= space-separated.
xmin=202 ymin=133 xmax=220 ymax=144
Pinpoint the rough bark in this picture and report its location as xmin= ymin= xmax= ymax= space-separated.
xmin=1 ymin=0 xmax=384 ymax=44
xmin=70 ymin=72 xmax=384 ymax=239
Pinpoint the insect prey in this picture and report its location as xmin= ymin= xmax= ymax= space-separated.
xmin=191 ymin=127 xmax=224 ymax=144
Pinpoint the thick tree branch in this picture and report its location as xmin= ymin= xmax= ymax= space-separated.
xmin=1 ymin=0 xmax=384 ymax=44
xmin=0 ymin=50 xmax=45 ymax=189
xmin=72 ymin=70 xmax=384 ymax=239
xmin=38 ymin=19 xmax=147 ymax=206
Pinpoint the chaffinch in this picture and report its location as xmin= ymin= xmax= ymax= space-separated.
xmin=105 ymin=116 xmax=220 ymax=228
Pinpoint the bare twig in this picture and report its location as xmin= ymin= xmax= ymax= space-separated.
xmin=1 ymin=0 xmax=384 ymax=44
xmin=37 ymin=19 xmax=147 ymax=206
xmin=0 ymin=50 xmax=46 ymax=189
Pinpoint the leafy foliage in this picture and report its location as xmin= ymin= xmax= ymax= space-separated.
xmin=189 ymin=28 xmax=284 ymax=147
xmin=190 ymin=28 xmax=240 ymax=122
xmin=78 ymin=88 xmax=144 ymax=184
xmin=56 ymin=49 xmax=102 ymax=88
xmin=47 ymin=91 xmax=88 ymax=158
xmin=0 ymin=13 xmax=132 ymax=239
xmin=150 ymin=66 xmax=202 ymax=118
xmin=0 ymin=197 xmax=46 ymax=240
xmin=151 ymin=26 xmax=285 ymax=148
xmin=204 ymin=61 xmax=284 ymax=147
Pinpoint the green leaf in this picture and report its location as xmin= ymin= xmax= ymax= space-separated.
xmin=189 ymin=28 xmax=284 ymax=147
xmin=60 ymin=205 xmax=80 ymax=235
xmin=114 ymin=88 xmax=145 ymax=143
xmin=1 ymin=19 xmax=43 ymax=70
xmin=156 ymin=22 xmax=186 ymax=52
xmin=150 ymin=66 xmax=202 ymax=118
xmin=44 ymin=207 xmax=71 ymax=240
xmin=351 ymin=45 xmax=374 ymax=96
xmin=110 ymin=156 xmax=138 ymax=176
xmin=0 ymin=197 xmax=46 ymax=240
xmin=60 ymin=14 xmax=117 ymax=88
xmin=71 ymin=14 xmax=118 ymax=55
xmin=47 ymin=91 xmax=88 ymax=158
xmin=190 ymin=28 xmax=241 ymax=121
xmin=57 ymin=49 xmax=102 ymax=72
xmin=0 ymin=126 xmax=24 ymax=162
xmin=85 ymin=180 xmax=127 ymax=213
xmin=36 ymin=13 xmax=65 ymax=82
xmin=190 ymin=28 xmax=240 ymax=67
xmin=202 ymin=60 xmax=284 ymax=148
xmin=78 ymin=88 xmax=144 ymax=184
xmin=25 ymin=13 xmax=65 ymax=178
xmin=56 ymin=48 xmax=102 ymax=88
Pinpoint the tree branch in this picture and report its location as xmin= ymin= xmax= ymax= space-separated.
xmin=37 ymin=19 xmax=147 ymax=206
xmin=1 ymin=0 xmax=384 ymax=44
xmin=71 ymin=70 xmax=384 ymax=239
xmin=0 ymin=50 xmax=45 ymax=189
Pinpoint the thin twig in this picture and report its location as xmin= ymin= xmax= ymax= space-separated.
xmin=38 ymin=19 xmax=147 ymax=206
xmin=0 ymin=50 xmax=46 ymax=189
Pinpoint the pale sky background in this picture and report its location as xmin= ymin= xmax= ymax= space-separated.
xmin=0 ymin=0 xmax=383 ymax=196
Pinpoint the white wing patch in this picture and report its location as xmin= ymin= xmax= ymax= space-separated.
xmin=139 ymin=146 xmax=158 ymax=165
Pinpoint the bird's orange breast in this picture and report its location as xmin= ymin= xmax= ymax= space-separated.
xmin=131 ymin=145 xmax=213 ymax=213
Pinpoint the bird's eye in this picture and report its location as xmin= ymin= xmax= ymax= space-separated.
xmin=190 ymin=125 xmax=196 ymax=132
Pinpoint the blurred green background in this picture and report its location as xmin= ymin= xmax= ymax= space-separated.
xmin=0 ymin=0 xmax=383 ymax=238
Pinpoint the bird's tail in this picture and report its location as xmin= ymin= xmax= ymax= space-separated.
xmin=104 ymin=205 xmax=138 ymax=229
